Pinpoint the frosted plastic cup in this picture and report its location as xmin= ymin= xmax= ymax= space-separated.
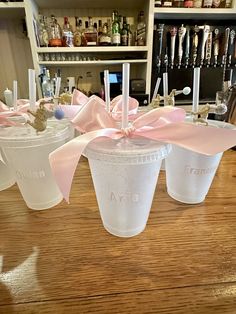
xmin=84 ymin=138 xmax=171 ymax=237
xmin=165 ymin=120 xmax=235 ymax=204
xmin=0 ymin=120 xmax=73 ymax=210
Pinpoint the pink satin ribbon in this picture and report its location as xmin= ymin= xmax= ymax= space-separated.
xmin=49 ymin=103 xmax=236 ymax=203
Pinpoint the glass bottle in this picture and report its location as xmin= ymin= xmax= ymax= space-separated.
xmin=212 ymin=0 xmax=221 ymax=6
xmin=111 ymin=11 xmax=121 ymax=46
xmin=74 ymin=17 xmax=82 ymax=47
xmin=48 ymin=15 xmax=62 ymax=47
xmin=155 ymin=0 xmax=162 ymax=6
xmin=84 ymin=17 xmax=98 ymax=46
xmin=62 ymin=16 xmax=74 ymax=47
xmin=225 ymin=0 xmax=232 ymax=7
xmin=99 ymin=22 xmax=111 ymax=46
xmin=136 ymin=11 xmax=146 ymax=46
xmin=184 ymin=0 xmax=194 ymax=7
xmin=127 ymin=24 xmax=133 ymax=46
xmin=41 ymin=68 xmax=53 ymax=98
xmin=98 ymin=20 xmax=103 ymax=37
xmin=121 ymin=17 xmax=128 ymax=46
xmin=193 ymin=0 xmax=202 ymax=7
xmin=173 ymin=0 xmax=184 ymax=7
xmin=203 ymin=0 xmax=213 ymax=7
xmin=37 ymin=15 xmax=49 ymax=47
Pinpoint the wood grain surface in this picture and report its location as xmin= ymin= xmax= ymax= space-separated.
xmin=0 ymin=151 xmax=235 ymax=314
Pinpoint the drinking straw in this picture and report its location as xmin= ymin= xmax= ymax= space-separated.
xmin=163 ymin=72 xmax=168 ymax=106
xmin=122 ymin=63 xmax=130 ymax=129
xmin=13 ymin=80 xmax=17 ymax=111
xmin=55 ymin=76 xmax=61 ymax=99
xmin=192 ymin=67 xmax=200 ymax=113
xmin=104 ymin=70 xmax=110 ymax=112
xmin=28 ymin=69 xmax=36 ymax=111
xmin=152 ymin=77 xmax=161 ymax=102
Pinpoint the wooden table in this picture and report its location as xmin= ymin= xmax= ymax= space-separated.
xmin=0 ymin=150 xmax=235 ymax=314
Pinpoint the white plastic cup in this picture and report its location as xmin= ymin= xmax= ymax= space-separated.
xmin=0 ymin=120 xmax=72 ymax=210
xmin=0 ymin=152 xmax=15 ymax=191
xmin=165 ymin=120 xmax=235 ymax=204
xmin=84 ymin=138 xmax=171 ymax=237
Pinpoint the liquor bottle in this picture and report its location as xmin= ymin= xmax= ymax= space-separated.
xmin=37 ymin=15 xmax=49 ymax=47
xmin=74 ymin=17 xmax=82 ymax=47
xmin=121 ymin=17 xmax=128 ymax=46
xmin=212 ymin=0 xmax=221 ymax=7
xmin=41 ymin=68 xmax=53 ymax=98
xmin=193 ymin=0 xmax=202 ymax=7
xmin=162 ymin=0 xmax=173 ymax=6
xmin=111 ymin=11 xmax=121 ymax=46
xmin=184 ymin=0 xmax=193 ymax=7
xmin=127 ymin=24 xmax=133 ymax=46
xmin=136 ymin=11 xmax=146 ymax=46
xmin=84 ymin=17 xmax=98 ymax=46
xmin=155 ymin=0 xmax=162 ymax=6
xmin=225 ymin=0 xmax=232 ymax=7
xmin=203 ymin=0 xmax=213 ymax=7
xmin=48 ymin=15 xmax=62 ymax=47
xmin=98 ymin=20 xmax=103 ymax=37
xmin=62 ymin=17 xmax=74 ymax=47
xmin=173 ymin=0 xmax=184 ymax=7
xmin=99 ymin=22 xmax=111 ymax=46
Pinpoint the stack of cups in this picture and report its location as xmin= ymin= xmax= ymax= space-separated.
xmin=84 ymin=137 xmax=171 ymax=237
xmin=0 ymin=120 xmax=73 ymax=210
xmin=165 ymin=120 xmax=235 ymax=204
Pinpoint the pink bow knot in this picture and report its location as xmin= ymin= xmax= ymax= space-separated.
xmin=121 ymin=126 xmax=136 ymax=137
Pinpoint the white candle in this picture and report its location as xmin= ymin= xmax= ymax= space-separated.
xmin=13 ymin=80 xmax=17 ymax=111
xmin=122 ymin=63 xmax=130 ymax=129
xmin=55 ymin=77 xmax=61 ymax=99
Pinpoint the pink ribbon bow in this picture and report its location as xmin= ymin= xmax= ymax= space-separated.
xmin=71 ymin=90 xmax=139 ymax=122
xmin=49 ymin=102 xmax=236 ymax=203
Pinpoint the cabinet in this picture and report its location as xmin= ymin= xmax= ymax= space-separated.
xmin=0 ymin=0 xmax=236 ymax=101
xmin=23 ymin=0 xmax=154 ymax=98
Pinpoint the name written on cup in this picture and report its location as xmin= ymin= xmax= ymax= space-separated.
xmin=184 ymin=165 xmax=217 ymax=176
xmin=16 ymin=169 xmax=46 ymax=180
xmin=110 ymin=192 xmax=139 ymax=203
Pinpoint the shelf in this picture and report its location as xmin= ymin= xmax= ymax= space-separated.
xmin=36 ymin=46 xmax=148 ymax=53
xmin=154 ymin=8 xmax=236 ymax=20
xmin=0 ymin=1 xmax=25 ymax=18
xmin=33 ymin=0 xmax=146 ymax=9
xmin=38 ymin=59 xmax=147 ymax=66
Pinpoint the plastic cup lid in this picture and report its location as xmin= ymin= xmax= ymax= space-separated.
xmin=84 ymin=137 xmax=171 ymax=165
xmin=0 ymin=119 xmax=71 ymax=148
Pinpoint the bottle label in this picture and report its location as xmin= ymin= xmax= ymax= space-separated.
xmin=203 ymin=0 xmax=212 ymax=5
xmin=74 ymin=34 xmax=81 ymax=46
xmin=213 ymin=0 xmax=220 ymax=6
xmin=193 ymin=0 xmax=202 ymax=7
xmin=112 ymin=33 xmax=121 ymax=45
xmin=121 ymin=34 xmax=128 ymax=46
xmin=163 ymin=1 xmax=172 ymax=6
xmin=99 ymin=35 xmax=111 ymax=45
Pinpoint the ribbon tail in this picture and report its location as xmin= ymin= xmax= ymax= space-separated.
xmin=137 ymin=122 xmax=236 ymax=155
xmin=49 ymin=128 xmax=122 ymax=203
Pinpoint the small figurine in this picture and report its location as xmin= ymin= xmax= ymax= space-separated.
xmin=27 ymin=101 xmax=48 ymax=132
xmin=190 ymin=103 xmax=227 ymax=126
